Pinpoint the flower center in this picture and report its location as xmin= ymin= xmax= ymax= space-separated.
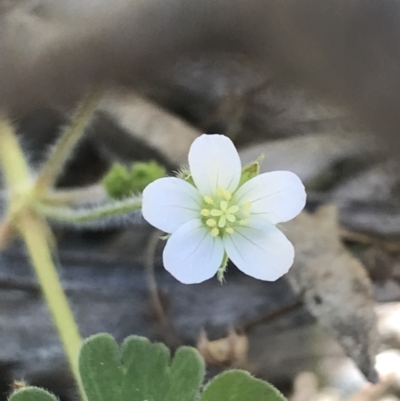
xmin=200 ymin=187 xmax=251 ymax=237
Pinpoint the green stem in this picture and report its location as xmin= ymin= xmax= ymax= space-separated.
xmin=38 ymin=196 xmax=143 ymax=226
xmin=0 ymin=117 xmax=32 ymax=192
xmin=35 ymin=90 xmax=102 ymax=193
xmin=18 ymin=212 xmax=86 ymax=399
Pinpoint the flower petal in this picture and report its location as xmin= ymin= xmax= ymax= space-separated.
xmin=234 ymin=171 xmax=306 ymax=224
xmin=163 ymin=219 xmax=224 ymax=284
xmin=189 ymin=134 xmax=241 ymax=196
xmin=223 ymin=218 xmax=294 ymax=281
xmin=142 ymin=177 xmax=202 ymax=233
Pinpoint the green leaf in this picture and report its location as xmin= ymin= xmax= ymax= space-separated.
xmin=79 ymin=334 xmax=123 ymax=401
xmin=102 ymin=161 xmax=166 ymax=199
xmin=102 ymin=163 xmax=132 ymax=199
xmin=165 ymin=346 xmax=206 ymax=401
xmin=130 ymin=161 xmax=166 ymax=192
xmin=121 ymin=336 xmax=171 ymax=401
xmin=79 ymin=334 xmax=205 ymax=401
xmin=8 ymin=388 xmax=59 ymax=401
xmin=200 ymin=370 xmax=287 ymax=401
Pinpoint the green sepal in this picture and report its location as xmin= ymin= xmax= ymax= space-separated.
xmin=102 ymin=161 xmax=166 ymax=199
xmin=176 ymin=167 xmax=196 ymax=186
xmin=8 ymin=387 xmax=59 ymax=401
xmin=239 ymin=155 xmax=264 ymax=187
xmin=200 ymin=370 xmax=287 ymax=401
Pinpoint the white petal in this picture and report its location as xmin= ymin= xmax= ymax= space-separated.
xmin=234 ymin=171 xmax=306 ymax=224
xmin=163 ymin=219 xmax=224 ymax=284
xmin=223 ymin=218 xmax=294 ymax=281
xmin=142 ymin=177 xmax=202 ymax=233
xmin=188 ymin=134 xmax=241 ymax=196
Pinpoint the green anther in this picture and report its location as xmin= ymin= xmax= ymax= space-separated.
xmin=217 ymin=187 xmax=232 ymax=200
xmin=206 ymin=219 xmax=217 ymax=227
xmin=242 ymin=202 xmax=252 ymax=215
xmin=224 ymin=192 xmax=232 ymax=200
xmin=200 ymin=188 xmax=252 ymax=238
xmin=204 ymin=196 xmax=214 ymax=204
xmin=211 ymin=227 xmax=219 ymax=237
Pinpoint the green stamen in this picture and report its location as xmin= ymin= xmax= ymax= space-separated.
xmin=200 ymin=188 xmax=251 ymax=238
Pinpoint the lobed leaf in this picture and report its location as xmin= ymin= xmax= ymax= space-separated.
xmin=79 ymin=334 xmax=205 ymax=401
xmin=8 ymin=388 xmax=59 ymax=401
xmin=200 ymin=370 xmax=286 ymax=401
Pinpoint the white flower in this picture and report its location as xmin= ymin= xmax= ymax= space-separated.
xmin=142 ymin=134 xmax=306 ymax=284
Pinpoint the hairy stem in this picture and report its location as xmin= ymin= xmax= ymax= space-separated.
xmin=17 ymin=212 xmax=85 ymax=398
xmin=35 ymin=90 xmax=102 ymax=193
xmin=38 ymin=196 xmax=143 ymax=226
xmin=0 ymin=117 xmax=31 ymax=192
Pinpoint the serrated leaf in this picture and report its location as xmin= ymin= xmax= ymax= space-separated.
xmin=200 ymin=370 xmax=286 ymax=401
xmin=79 ymin=334 xmax=205 ymax=401
xmin=8 ymin=387 xmax=59 ymax=401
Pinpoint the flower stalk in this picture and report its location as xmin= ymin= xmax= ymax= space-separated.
xmin=39 ymin=196 xmax=143 ymax=226
xmin=35 ymin=90 xmax=102 ymax=194
xmin=0 ymin=95 xmax=103 ymax=401
xmin=0 ymin=118 xmax=32 ymax=192
xmin=17 ymin=211 xmax=83 ymax=387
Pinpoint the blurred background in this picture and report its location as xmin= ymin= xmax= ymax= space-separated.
xmin=2 ymin=1 xmax=400 ymax=401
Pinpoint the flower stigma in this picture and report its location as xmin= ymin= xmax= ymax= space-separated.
xmin=200 ymin=187 xmax=251 ymax=237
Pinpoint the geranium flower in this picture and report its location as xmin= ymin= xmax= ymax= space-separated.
xmin=142 ymin=134 xmax=306 ymax=284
